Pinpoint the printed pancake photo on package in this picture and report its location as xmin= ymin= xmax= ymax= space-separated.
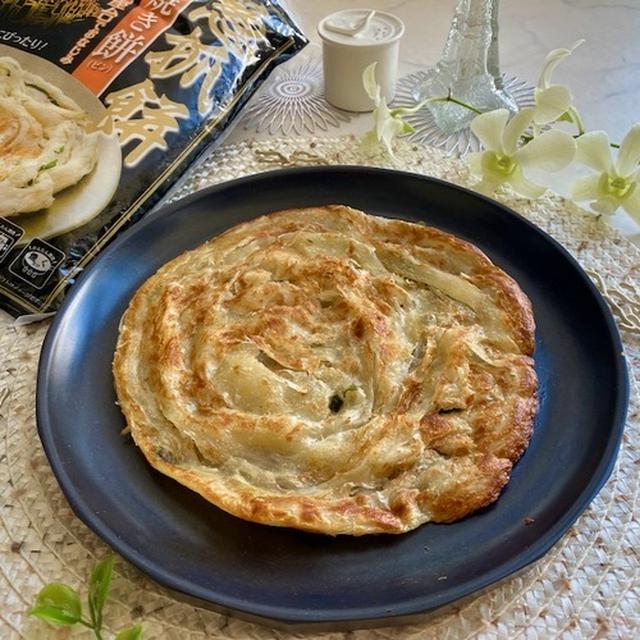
xmin=0 ymin=0 xmax=307 ymax=317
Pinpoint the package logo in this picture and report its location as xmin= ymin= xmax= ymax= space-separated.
xmin=9 ymin=238 xmax=65 ymax=290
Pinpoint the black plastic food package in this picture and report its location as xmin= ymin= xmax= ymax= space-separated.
xmin=0 ymin=0 xmax=306 ymax=317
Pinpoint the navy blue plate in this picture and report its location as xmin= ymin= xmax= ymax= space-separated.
xmin=37 ymin=167 xmax=628 ymax=628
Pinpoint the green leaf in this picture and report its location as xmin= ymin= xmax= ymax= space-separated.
xmin=88 ymin=556 xmax=114 ymax=629
xmin=30 ymin=583 xmax=81 ymax=626
xmin=116 ymin=624 xmax=143 ymax=640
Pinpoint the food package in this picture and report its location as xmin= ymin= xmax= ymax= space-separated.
xmin=0 ymin=0 xmax=306 ymax=317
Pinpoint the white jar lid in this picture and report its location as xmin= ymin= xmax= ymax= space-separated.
xmin=317 ymin=10 xmax=404 ymax=48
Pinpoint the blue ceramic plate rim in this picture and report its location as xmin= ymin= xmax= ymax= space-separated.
xmin=36 ymin=166 xmax=629 ymax=626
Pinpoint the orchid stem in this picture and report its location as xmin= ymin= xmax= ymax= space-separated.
xmin=569 ymin=106 xmax=586 ymax=137
xmin=417 ymin=93 xmax=483 ymax=115
xmin=571 ymin=133 xmax=620 ymax=149
xmin=438 ymin=93 xmax=483 ymax=115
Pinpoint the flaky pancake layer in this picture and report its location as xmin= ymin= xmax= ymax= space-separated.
xmin=114 ymin=206 xmax=537 ymax=535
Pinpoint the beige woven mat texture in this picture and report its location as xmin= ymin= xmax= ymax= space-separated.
xmin=1 ymin=137 xmax=638 ymax=639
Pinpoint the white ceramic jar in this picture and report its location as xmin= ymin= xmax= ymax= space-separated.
xmin=318 ymin=9 xmax=404 ymax=113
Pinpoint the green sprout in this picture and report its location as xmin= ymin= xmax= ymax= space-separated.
xmin=29 ymin=556 xmax=142 ymax=639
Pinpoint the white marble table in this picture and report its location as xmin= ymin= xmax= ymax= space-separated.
xmin=226 ymin=0 xmax=640 ymax=242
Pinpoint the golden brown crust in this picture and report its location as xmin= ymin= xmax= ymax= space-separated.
xmin=113 ymin=205 xmax=538 ymax=535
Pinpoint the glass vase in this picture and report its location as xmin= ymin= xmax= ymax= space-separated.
xmin=413 ymin=0 xmax=518 ymax=135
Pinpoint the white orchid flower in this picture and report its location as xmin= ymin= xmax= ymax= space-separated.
xmin=533 ymin=40 xmax=585 ymax=131
xmin=361 ymin=62 xmax=422 ymax=157
xmin=468 ymin=107 xmax=576 ymax=197
xmin=570 ymin=125 xmax=640 ymax=221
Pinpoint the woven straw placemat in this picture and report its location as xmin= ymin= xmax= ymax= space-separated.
xmin=1 ymin=137 xmax=639 ymax=639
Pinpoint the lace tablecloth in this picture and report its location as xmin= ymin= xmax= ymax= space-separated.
xmin=1 ymin=137 xmax=638 ymax=639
